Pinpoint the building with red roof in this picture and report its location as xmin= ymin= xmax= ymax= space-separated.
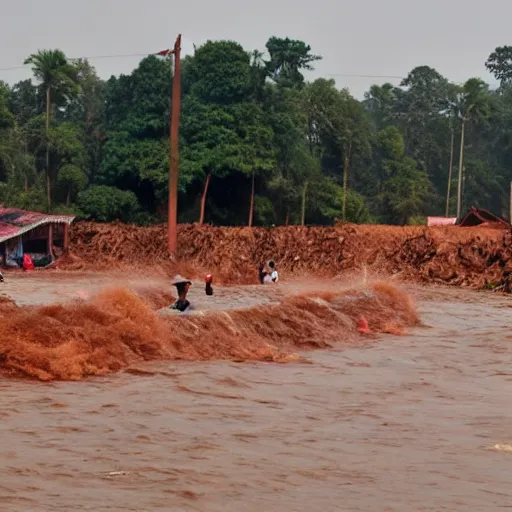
xmin=0 ymin=207 xmax=74 ymax=268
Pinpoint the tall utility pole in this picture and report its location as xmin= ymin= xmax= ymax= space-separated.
xmin=168 ymin=34 xmax=182 ymax=255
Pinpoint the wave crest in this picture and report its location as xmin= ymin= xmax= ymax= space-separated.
xmin=0 ymin=282 xmax=418 ymax=381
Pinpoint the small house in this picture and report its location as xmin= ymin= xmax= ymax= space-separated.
xmin=0 ymin=207 xmax=74 ymax=268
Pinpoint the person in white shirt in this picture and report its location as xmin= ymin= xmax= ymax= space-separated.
xmin=268 ymin=260 xmax=279 ymax=283
xmin=259 ymin=260 xmax=279 ymax=284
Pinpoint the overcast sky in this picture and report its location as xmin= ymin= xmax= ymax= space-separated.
xmin=1 ymin=0 xmax=510 ymax=98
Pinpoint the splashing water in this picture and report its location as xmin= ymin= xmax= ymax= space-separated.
xmin=0 ymin=282 xmax=418 ymax=381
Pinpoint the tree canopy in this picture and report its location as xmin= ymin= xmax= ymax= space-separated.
xmin=0 ymin=39 xmax=511 ymax=225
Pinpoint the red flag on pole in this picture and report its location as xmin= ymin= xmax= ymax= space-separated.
xmin=156 ymin=49 xmax=172 ymax=56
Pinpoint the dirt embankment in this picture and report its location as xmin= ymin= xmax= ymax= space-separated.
xmin=66 ymin=222 xmax=512 ymax=291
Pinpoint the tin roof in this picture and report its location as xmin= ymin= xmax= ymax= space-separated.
xmin=0 ymin=207 xmax=74 ymax=243
xmin=458 ymin=207 xmax=510 ymax=228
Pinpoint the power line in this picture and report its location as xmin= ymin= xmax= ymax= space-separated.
xmin=0 ymin=60 xmax=420 ymax=82
xmin=0 ymin=54 xmax=492 ymax=89
xmin=0 ymin=52 xmax=157 ymax=72
xmin=0 ymin=57 xmax=412 ymax=81
xmin=326 ymin=73 xmax=405 ymax=80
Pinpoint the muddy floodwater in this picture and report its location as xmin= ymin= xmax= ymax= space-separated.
xmin=1 ymin=275 xmax=512 ymax=511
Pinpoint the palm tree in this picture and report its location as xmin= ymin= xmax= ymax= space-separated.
xmin=444 ymin=83 xmax=460 ymax=217
xmin=454 ymin=78 xmax=492 ymax=219
xmin=24 ymin=49 xmax=78 ymax=210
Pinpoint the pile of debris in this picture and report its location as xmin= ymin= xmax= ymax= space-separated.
xmin=66 ymin=221 xmax=512 ymax=291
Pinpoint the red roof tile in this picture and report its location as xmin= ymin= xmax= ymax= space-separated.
xmin=0 ymin=207 xmax=74 ymax=243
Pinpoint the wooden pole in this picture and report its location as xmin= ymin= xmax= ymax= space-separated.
xmin=47 ymin=224 xmax=54 ymax=260
xmin=63 ymin=223 xmax=69 ymax=253
xmin=168 ymin=34 xmax=182 ymax=255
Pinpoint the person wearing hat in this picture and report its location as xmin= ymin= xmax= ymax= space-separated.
xmin=170 ymin=275 xmax=192 ymax=312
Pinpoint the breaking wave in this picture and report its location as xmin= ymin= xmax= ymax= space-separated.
xmin=0 ymin=282 xmax=418 ymax=381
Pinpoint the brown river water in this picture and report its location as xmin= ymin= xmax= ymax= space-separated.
xmin=1 ymin=274 xmax=511 ymax=511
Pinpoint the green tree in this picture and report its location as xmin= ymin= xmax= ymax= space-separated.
xmin=9 ymin=79 xmax=41 ymax=125
xmin=229 ymin=102 xmax=275 ymax=226
xmin=265 ymin=37 xmax=321 ymax=88
xmin=486 ymin=46 xmax=512 ymax=86
xmin=453 ymin=78 xmax=494 ymax=218
xmin=371 ymin=126 xmax=433 ymax=223
xmin=188 ymin=41 xmax=253 ymax=104
xmin=381 ymin=157 xmax=432 ymax=224
xmin=24 ymin=49 xmax=79 ymax=209
xmin=364 ymin=83 xmax=400 ymax=130
xmin=57 ymin=164 xmax=88 ymax=205
xmin=0 ymin=81 xmax=14 ymax=131
xmin=77 ymin=185 xmax=139 ymax=222
xmin=100 ymin=55 xmax=172 ymax=215
xmin=303 ymin=79 xmax=371 ymax=220
xmin=63 ymin=59 xmax=106 ymax=182
xmin=265 ymin=85 xmax=312 ymax=224
xmin=180 ymin=98 xmax=241 ymax=224
xmin=398 ymin=66 xmax=451 ymax=199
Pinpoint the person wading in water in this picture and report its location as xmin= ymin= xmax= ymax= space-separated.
xmin=258 ymin=264 xmax=267 ymax=284
xmin=170 ymin=275 xmax=192 ymax=312
xmin=205 ymin=274 xmax=213 ymax=296
xmin=258 ymin=260 xmax=279 ymax=284
xmin=268 ymin=260 xmax=279 ymax=283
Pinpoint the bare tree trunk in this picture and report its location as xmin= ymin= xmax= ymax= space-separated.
xmin=342 ymin=140 xmax=352 ymax=221
xmin=301 ymin=181 xmax=308 ymax=226
xmin=445 ymin=129 xmax=455 ymax=217
xmin=248 ymin=171 xmax=255 ymax=227
xmin=199 ymin=173 xmax=211 ymax=225
xmin=456 ymin=120 xmax=466 ymax=220
xmin=46 ymin=86 xmax=51 ymax=211
xmin=66 ymin=188 xmax=71 ymax=206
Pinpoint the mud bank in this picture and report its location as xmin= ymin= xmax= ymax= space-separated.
xmin=67 ymin=222 xmax=510 ymax=290
xmin=0 ymin=281 xmax=418 ymax=381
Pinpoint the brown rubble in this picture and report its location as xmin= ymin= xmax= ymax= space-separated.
xmin=65 ymin=221 xmax=511 ymax=291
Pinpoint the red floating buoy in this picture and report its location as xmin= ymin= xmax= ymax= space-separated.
xmin=357 ymin=316 xmax=372 ymax=335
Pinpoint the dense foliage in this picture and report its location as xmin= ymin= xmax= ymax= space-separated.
xmin=1 ymin=39 xmax=512 ymax=225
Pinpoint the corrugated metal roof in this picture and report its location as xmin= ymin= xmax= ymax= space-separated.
xmin=458 ymin=207 xmax=510 ymax=228
xmin=0 ymin=207 xmax=75 ymax=243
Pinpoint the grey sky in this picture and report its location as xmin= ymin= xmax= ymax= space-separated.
xmin=1 ymin=0 xmax=510 ymax=98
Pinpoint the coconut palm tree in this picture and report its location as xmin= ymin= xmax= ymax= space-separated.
xmin=24 ymin=49 xmax=78 ymax=210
